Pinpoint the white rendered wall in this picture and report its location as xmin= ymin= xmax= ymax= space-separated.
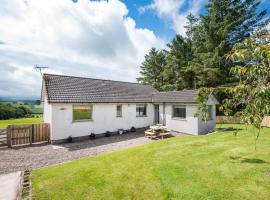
xmin=198 ymin=97 xmax=217 ymax=134
xmin=43 ymin=93 xmax=52 ymax=123
xmin=43 ymin=93 xmax=53 ymax=139
xmin=50 ymin=103 xmax=154 ymax=140
xmin=164 ymin=97 xmax=217 ymax=135
xmin=164 ymin=104 xmax=199 ymax=135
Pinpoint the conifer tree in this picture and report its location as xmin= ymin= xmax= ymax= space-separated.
xmin=137 ymin=48 xmax=166 ymax=91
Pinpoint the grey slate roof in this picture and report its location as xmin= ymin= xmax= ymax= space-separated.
xmin=152 ymin=90 xmax=197 ymax=103
xmin=43 ymin=74 xmax=157 ymax=103
xmin=43 ymin=74 xmax=198 ymax=103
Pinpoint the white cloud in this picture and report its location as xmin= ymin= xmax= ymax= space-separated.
xmin=267 ymin=23 xmax=270 ymax=30
xmin=139 ymin=0 xmax=207 ymax=36
xmin=0 ymin=0 xmax=165 ymax=98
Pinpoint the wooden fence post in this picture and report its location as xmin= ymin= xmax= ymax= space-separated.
xmin=30 ymin=124 xmax=33 ymax=145
xmin=6 ymin=125 xmax=12 ymax=148
xmin=48 ymin=123 xmax=51 ymax=143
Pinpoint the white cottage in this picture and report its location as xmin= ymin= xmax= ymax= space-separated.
xmin=42 ymin=74 xmax=218 ymax=143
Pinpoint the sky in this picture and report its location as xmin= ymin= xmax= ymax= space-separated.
xmin=0 ymin=0 xmax=269 ymax=99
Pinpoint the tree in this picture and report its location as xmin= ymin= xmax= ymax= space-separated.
xmin=0 ymin=103 xmax=33 ymax=120
xmin=137 ymin=0 xmax=269 ymax=93
xmin=137 ymin=48 xmax=166 ymax=90
xmin=163 ymin=35 xmax=194 ymax=90
xmin=188 ymin=0 xmax=269 ymax=87
xmin=35 ymin=100 xmax=41 ymax=105
xmin=197 ymin=30 xmax=270 ymax=147
xmin=223 ymin=30 xmax=270 ymax=128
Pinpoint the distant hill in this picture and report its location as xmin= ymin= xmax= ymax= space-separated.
xmin=0 ymin=97 xmax=39 ymax=104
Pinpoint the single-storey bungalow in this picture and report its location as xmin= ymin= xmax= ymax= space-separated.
xmin=42 ymin=74 xmax=218 ymax=143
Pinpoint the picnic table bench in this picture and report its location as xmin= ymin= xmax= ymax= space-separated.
xmin=145 ymin=125 xmax=172 ymax=139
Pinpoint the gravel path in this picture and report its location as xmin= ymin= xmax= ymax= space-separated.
xmin=0 ymin=132 xmax=151 ymax=174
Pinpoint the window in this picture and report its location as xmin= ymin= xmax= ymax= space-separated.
xmin=207 ymin=105 xmax=213 ymax=120
xmin=172 ymin=105 xmax=186 ymax=119
xmin=136 ymin=104 xmax=147 ymax=117
xmin=73 ymin=104 xmax=92 ymax=121
xmin=116 ymin=104 xmax=122 ymax=117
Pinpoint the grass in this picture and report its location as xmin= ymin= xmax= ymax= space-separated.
xmin=32 ymin=124 xmax=270 ymax=200
xmin=0 ymin=117 xmax=43 ymax=128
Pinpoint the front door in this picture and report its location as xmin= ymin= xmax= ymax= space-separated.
xmin=154 ymin=104 xmax=159 ymax=124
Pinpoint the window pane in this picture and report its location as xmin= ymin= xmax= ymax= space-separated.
xmin=208 ymin=105 xmax=212 ymax=120
xmin=143 ymin=105 xmax=146 ymax=116
xmin=73 ymin=105 xmax=92 ymax=121
xmin=117 ymin=105 xmax=122 ymax=117
xmin=173 ymin=105 xmax=186 ymax=118
xmin=136 ymin=104 xmax=147 ymax=116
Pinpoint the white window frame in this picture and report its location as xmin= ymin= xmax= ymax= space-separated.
xmin=172 ymin=105 xmax=186 ymax=119
xmin=72 ymin=104 xmax=93 ymax=122
xmin=207 ymin=105 xmax=213 ymax=121
xmin=136 ymin=104 xmax=147 ymax=117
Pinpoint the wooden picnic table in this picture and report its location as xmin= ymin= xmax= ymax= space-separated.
xmin=145 ymin=125 xmax=172 ymax=139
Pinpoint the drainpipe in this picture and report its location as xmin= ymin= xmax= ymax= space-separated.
xmin=163 ymin=102 xmax=166 ymax=125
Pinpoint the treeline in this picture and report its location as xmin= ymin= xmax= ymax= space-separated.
xmin=137 ymin=0 xmax=269 ymax=93
xmin=0 ymin=103 xmax=33 ymax=120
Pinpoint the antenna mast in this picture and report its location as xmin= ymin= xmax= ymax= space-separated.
xmin=34 ymin=65 xmax=48 ymax=76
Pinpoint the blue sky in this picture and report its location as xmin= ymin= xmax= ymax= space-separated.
xmin=0 ymin=0 xmax=269 ymax=99
xmin=123 ymin=0 xmax=177 ymax=40
xmin=125 ymin=0 xmax=269 ymax=41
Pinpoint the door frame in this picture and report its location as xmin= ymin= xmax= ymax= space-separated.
xmin=154 ymin=104 xmax=159 ymax=124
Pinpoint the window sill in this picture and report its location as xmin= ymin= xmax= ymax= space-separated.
xmin=72 ymin=119 xmax=93 ymax=123
xmin=136 ymin=115 xmax=148 ymax=117
xmin=172 ymin=117 xmax=187 ymax=121
xmin=116 ymin=116 xmax=123 ymax=118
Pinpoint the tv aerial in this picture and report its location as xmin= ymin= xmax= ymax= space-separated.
xmin=34 ymin=65 xmax=48 ymax=75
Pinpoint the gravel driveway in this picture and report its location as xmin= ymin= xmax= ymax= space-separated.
xmin=0 ymin=131 xmax=151 ymax=174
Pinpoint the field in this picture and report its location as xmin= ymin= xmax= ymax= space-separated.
xmin=0 ymin=117 xmax=43 ymax=128
xmin=32 ymin=124 xmax=270 ymax=200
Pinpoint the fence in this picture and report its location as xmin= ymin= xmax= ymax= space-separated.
xmin=261 ymin=116 xmax=270 ymax=128
xmin=217 ymin=116 xmax=270 ymax=128
xmin=216 ymin=116 xmax=242 ymax=124
xmin=6 ymin=123 xmax=50 ymax=148
xmin=0 ymin=129 xmax=7 ymax=148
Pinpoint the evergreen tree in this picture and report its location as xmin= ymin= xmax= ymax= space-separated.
xmin=163 ymin=35 xmax=193 ymax=90
xmin=189 ymin=0 xmax=269 ymax=87
xmin=137 ymin=48 xmax=166 ymax=91
xmin=137 ymin=0 xmax=269 ymax=91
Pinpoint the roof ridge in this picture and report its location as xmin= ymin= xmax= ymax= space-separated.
xmin=43 ymin=73 xmax=151 ymax=86
xmin=153 ymin=90 xmax=197 ymax=94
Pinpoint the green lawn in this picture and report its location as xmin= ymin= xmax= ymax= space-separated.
xmin=32 ymin=124 xmax=270 ymax=200
xmin=0 ymin=117 xmax=43 ymax=128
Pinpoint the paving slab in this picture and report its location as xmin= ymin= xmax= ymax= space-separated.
xmin=0 ymin=171 xmax=22 ymax=200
